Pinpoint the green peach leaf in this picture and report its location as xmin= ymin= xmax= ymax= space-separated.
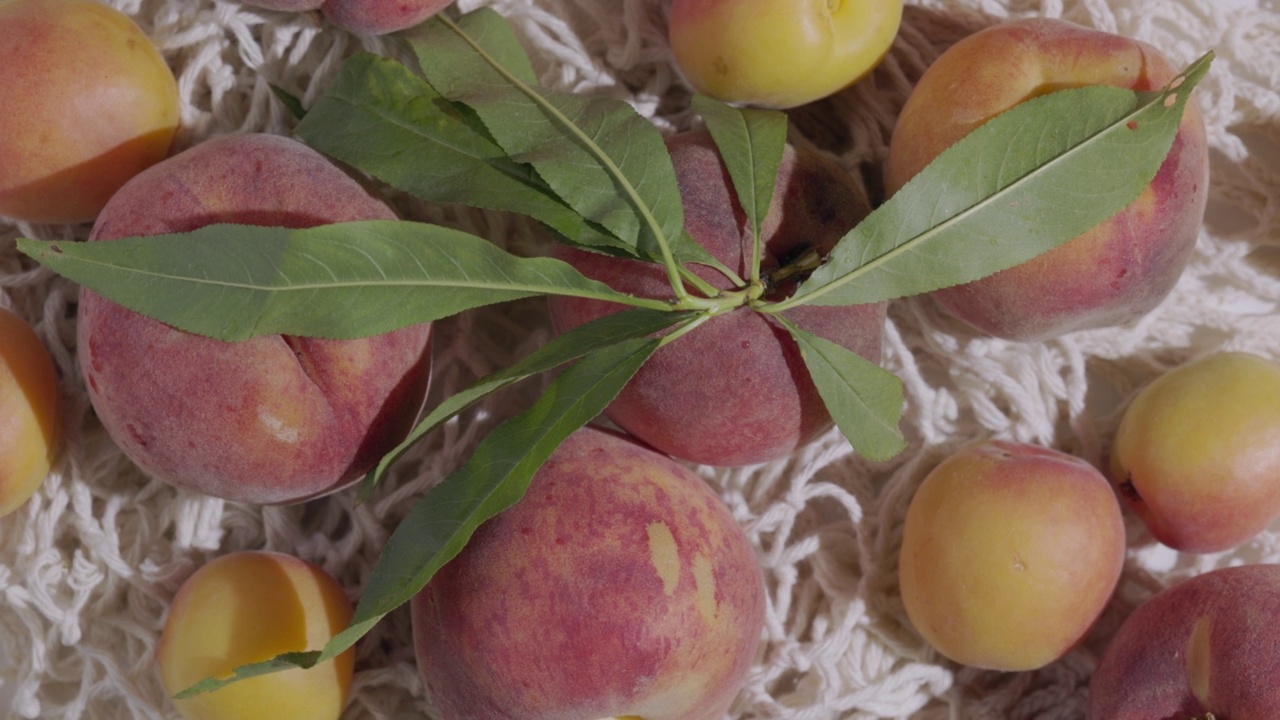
xmin=268 ymin=83 xmax=306 ymax=121
xmin=294 ymin=52 xmax=627 ymax=255
xmin=409 ymin=9 xmax=730 ymax=278
xmin=172 ymin=652 xmax=321 ymax=700
xmin=327 ymin=336 xmax=658 ymax=661
xmin=691 ymin=93 xmax=788 ymax=284
xmin=357 ymin=307 xmax=695 ymax=502
xmin=773 ymin=315 xmax=906 ymax=461
xmin=781 ymin=51 xmax=1213 ymax=308
xmin=17 ymin=220 xmax=669 ymax=341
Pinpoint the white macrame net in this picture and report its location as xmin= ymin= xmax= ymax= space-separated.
xmin=2 ymin=0 xmax=1279 ymax=717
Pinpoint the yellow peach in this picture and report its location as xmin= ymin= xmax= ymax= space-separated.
xmin=1110 ymin=352 xmax=1280 ymax=553
xmin=0 ymin=307 xmax=61 ymax=517
xmin=899 ymin=440 xmax=1125 ymax=671
xmin=156 ymin=551 xmax=355 ymax=720
xmin=668 ymin=0 xmax=903 ymax=109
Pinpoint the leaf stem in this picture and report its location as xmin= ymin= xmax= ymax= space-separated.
xmin=436 ymin=14 xmax=693 ymax=304
xmin=677 ymin=265 xmax=722 ymax=298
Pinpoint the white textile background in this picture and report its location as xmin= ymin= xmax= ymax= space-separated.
xmin=1 ymin=0 xmax=1279 ymax=718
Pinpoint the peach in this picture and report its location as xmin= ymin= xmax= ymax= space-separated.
xmin=0 ymin=307 xmax=62 ymax=517
xmin=668 ymin=0 xmax=903 ymax=109
xmin=1089 ymin=563 xmax=1280 ymax=719
xmin=898 ymin=440 xmax=1126 ymax=671
xmin=1109 ymin=352 xmax=1280 ymax=554
xmin=78 ymin=133 xmax=433 ymax=505
xmin=0 ymin=0 xmax=179 ymax=224
xmin=884 ymin=18 xmax=1209 ymax=341
xmin=157 ymin=550 xmax=355 ymax=720
xmin=410 ymin=426 xmax=766 ymax=720
xmin=321 ymin=0 xmax=454 ymax=35
xmin=547 ymin=130 xmax=886 ymax=467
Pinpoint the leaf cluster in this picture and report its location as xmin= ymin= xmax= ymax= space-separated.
xmin=16 ymin=7 xmax=1212 ymax=697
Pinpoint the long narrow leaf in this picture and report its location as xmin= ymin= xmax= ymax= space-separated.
xmin=357 ymin=307 xmax=694 ymax=502
xmin=17 ymin=220 xmax=669 ymax=341
xmin=294 ymin=53 xmax=629 ymax=255
xmin=409 ymin=9 xmax=725 ymax=275
xmin=350 ymin=335 xmax=658 ymax=622
xmin=773 ymin=315 xmax=906 ymax=461
xmin=781 ymin=52 xmax=1213 ymax=308
xmin=692 ymin=94 xmax=788 ymax=284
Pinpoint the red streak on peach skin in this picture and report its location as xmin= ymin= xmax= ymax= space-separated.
xmin=1089 ymin=564 xmax=1280 ymax=719
xmin=412 ymin=428 xmax=765 ymax=720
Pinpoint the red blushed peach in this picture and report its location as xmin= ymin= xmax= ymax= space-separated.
xmin=157 ymin=551 xmax=355 ymax=720
xmin=0 ymin=307 xmax=62 ymax=517
xmin=78 ymin=134 xmax=433 ymax=505
xmin=321 ymin=0 xmax=454 ymax=35
xmin=884 ymin=18 xmax=1209 ymax=341
xmin=547 ymin=131 xmax=886 ymax=467
xmin=411 ymin=426 xmax=766 ymax=720
xmin=0 ymin=0 xmax=179 ymax=224
xmin=1089 ymin=564 xmax=1280 ymax=720
xmin=898 ymin=440 xmax=1126 ymax=671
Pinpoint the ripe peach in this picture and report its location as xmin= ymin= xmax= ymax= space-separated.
xmin=547 ymin=130 xmax=886 ymax=467
xmin=668 ymin=0 xmax=903 ymax=109
xmin=411 ymin=426 xmax=766 ymax=720
xmin=1109 ymin=352 xmax=1280 ymax=554
xmin=157 ymin=550 xmax=355 ymax=720
xmin=0 ymin=0 xmax=179 ymax=224
xmin=321 ymin=0 xmax=454 ymax=35
xmin=884 ymin=18 xmax=1209 ymax=341
xmin=78 ymin=133 xmax=433 ymax=505
xmin=898 ymin=440 xmax=1126 ymax=671
xmin=0 ymin=307 xmax=62 ymax=517
xmin=1089 ymin=563 xmax=1280 ymax=720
